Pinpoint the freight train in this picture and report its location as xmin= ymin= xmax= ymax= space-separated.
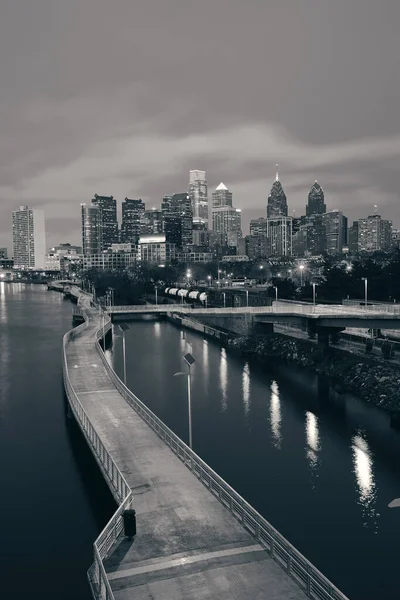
xmin=164 ymin=287 xmax=207 ymax=304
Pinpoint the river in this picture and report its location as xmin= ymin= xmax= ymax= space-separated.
xmin=0 ymin=283 xmax=115 ymax=600
xmin=107 ymin=317 xmax=400 ymax=600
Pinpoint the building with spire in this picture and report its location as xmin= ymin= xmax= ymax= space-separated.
xmin=188 ymin=170 xmax=208 ymax=227
xmin=266 ymin=165 xmax=291 ymax=256
xmin=267 ymin=165 xmax=288 ymax=218
xmin=306 ymin=181 xmax=326 ymax=216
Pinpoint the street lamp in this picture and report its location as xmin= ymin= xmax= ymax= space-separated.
xmin=155 ymin=285 xmax=158 ymax=305
xmin=207 ymin=275 xmax=212 ymax=286
xmin=273 ymin=286 xmax=278 ymax=303
xmin=299 ymin=264 xmax=305 ymax=286
xmin=222 ymin=292 xmax=226 ymax=308
xmin=245 ymin=289 xmax=249 ymax=307
xmin=312 ymin=282 xmax=318 ymax=305
xmin=173 ymin=352 xmax=195 ymax=449
xmin=362 ymin=277 xmax=368 ymax=307
xmin=119 ymin=323 xmax=130 ymax=386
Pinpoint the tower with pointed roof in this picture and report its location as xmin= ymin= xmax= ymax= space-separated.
xmin=212 ymin=182 xmax=233 ymax=208
xmin=211 ymin=182 xmax=241 ymax=245
xmin=306 ymin=181 xmax=326 ymax=217
xmin=267 ymin=165 xmax=288 ymax=218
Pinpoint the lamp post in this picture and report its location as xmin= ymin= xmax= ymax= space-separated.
xmin=119 ymin=323 xmax=130 ymax=386
xmin=273 ymin=286 xmax=278 ymax=303
xmin=207 ymin=275 xmax=212 ymax=286
xmin=362 ymin=277 xmax=368 ymax=307
xmin=173 ymin=352 xmax=195 ymax=449
xmin=222 ymin=292 xmax=226 ymax=308
xmin=246 ymin=289 xmax=249 ymax=307
xmin=312 ymin=283 xmax=317 ymax=305
xmin=155 ymin=285 xmax=158 ymax=306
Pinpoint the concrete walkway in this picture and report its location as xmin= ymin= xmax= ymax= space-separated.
xmin=65 ymin=309 xmax=309 ymax=600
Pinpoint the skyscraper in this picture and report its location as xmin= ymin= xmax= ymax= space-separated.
xmin=306 ymin=181 xmax=326 ymax=216
xmin=322 ymin=210 xmax=347 ymax=255
xmin=267 ymin=165 xmax=288 ymax=218
xmin=121 ymin=198 xmax=145 ymax=244
xmin=91 ymin=194 xmax=118 ymax=250
xmin=211 ymin=183 xmax=241 ymax=246
xmin=348 ymin=221 xmax=359 ymax=253
xmin=358 ymin=214 xmax=392 ymax=252
xmin=212 ymin=182 xmax=233 ymax=208
xmin=161 ymin=193 xmax=193 ymax=250
xmin=266 ymin=217 xmax=292 ymax=256
xmin=188 ymin=170 xmax=208 ymax=227
xmin=81 ymin=204 xmax=102 ymax=256
xmin=12 ymin=205 xmax=46 ymax=269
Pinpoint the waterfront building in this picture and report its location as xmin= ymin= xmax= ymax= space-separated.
xmin=91 ymin=194 xmax=118 ymax=251
xmin=12 ymin=205 xmax=46 ymax=269
xmin=121 ymin=198 xmax=145 ymax=245
xmin=306 ymin=181 xmax=326 ymax=216
xmin=267 ymin=165 xmax=288 ymax=218
xmin=138 ymin=233 xmax=176 ymax=264
xmin=322 ymin=210 xmax=347 ymax=255
xmin=188 ymin=170 xmax=208 ymax=227
xmin=81 ymin=203 xmax=102 ymax=256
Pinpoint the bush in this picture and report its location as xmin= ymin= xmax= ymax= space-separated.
xmin=381 ymin=340 xmax=393 ymax=359
xmin=365 ymin=338 xmax=374 ymax=353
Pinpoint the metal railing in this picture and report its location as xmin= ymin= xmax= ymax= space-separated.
xmin=62 ymin=307 xmax=133 ymax=600
xmin=107 ymin=302 xmax=400 ymax=319
xmin=94 ymin=330 xmax=349 ymax=600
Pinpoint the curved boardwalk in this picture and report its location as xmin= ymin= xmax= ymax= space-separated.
xmin=64 ymin=297 xmax=346 ymax=600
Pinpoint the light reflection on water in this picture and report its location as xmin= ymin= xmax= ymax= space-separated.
xmin=352 ymin=432 xmax=379 ymax=530
xmin=242 ymin=362 xmax=251 ymax=418
xmin=219 ymin=347 xmax=228 ymax=411
xmin=153 ymin=322 xmax=161 ymax=338
xmin=269 ymin=380 xmax=282 ymax=449
xmin=203 ymin=339 xmax=209 ymax=378
xmin=305 ymin=411 xmax=321 ymax=474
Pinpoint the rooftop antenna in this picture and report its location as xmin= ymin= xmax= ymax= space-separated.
xmin=275 ymin=164 xmax=279 ymax=181
xmin=374 ymin=204 xmax=378 ymax=215
xmin=292 ymin=209 xmax=296 ymax=218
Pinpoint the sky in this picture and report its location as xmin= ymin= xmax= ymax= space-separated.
xmin=1 ymin=0 xmax=400 ymax=250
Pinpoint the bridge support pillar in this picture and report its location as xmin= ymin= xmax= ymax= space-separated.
xmin=252 ymin=321 xmax=274 ymax=336
xmin=317 ymin=332 xmax=330 ymax=349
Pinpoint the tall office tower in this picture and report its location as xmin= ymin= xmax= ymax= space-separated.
xmin=266 ymin=217 xmax=292 ymax=256
xmin=358 ymin=214 xmax=392 ymax=252
xmin=164 ymin=215 xmax=182 ymax=247
xmin=192 ymin=221 xmax=209 ymax=248
xmin=141 ymin=209 xmax=164 ymax=235
xmin=212 ymin=182 xmax=233 ymax=208
xmin=306 ymin=181 xmax=326 ymax=216
xmin=267 ymin=165 xmax=288 ymax=218
xmin=121 ymin=198 xmax=145 ymax=244
xmin=322 ymin=210 xmax=347 ymax=255
xmin=188 ymin=170 xmax=208 ymax=227
xmin=91 ymin=194 xmax=118 ymax=250
xmin=348 ymin=221 xmax=359 ymax=254
xmin=249 ymin=218 xmax=268 ymax=258
xmin=162 ymin=193 xmax=193 ymax=250
xmin=81 ymin=203 xmax=102 ymax=256
xmin=12 ymin=205 xmax=46 ymax=269
xmin=306 ymin=214 xmax=326 ymax=255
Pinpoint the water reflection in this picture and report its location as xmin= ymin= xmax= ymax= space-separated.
xmin=352 ymin=432 xmax=378 ymax=528
xmin=0 ymin=282 xmax=7 ymax=323
xmin=203 ymin=340 xmax=209 ymax=377
xmin=305 ymin=411 xmax=321 ymax=476
xmin=153 ymin=322 xmax=161 ymax=338
xmin=219 ymin=347 xmax=228 ymax=411
xmin=242 ymin=362 xmax=251 ymax=418
xmin=269 ymin=380 xmax=282 ymax=449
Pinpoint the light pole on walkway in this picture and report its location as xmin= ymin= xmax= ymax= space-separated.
xmin=362 ymin=277 xmax=368 ymax=308
xmin=299 ymin=264 xmax=305 ymax=286
xmin=222 ymin=292 xmax=226 ymax=308
xmin=155 ymin=285 xmax=158 ymax=306
xmin=312 ymin=283 xmax=318 ymax=305
xmin=173 ymin=352 xmax=195 ymax=449
xmin=119 ymin=323 xmax=130 ymax=386
xmin=273 ymin=286 xmax=278 ymax=303
xmin=246 ymin=289 xmax=249 ymax=307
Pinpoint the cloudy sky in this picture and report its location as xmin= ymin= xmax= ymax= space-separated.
xmin=1 ymin=0 xmax=400 ymax=250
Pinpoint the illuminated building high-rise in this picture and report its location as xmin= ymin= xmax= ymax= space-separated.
xmin=91 ymin=194 xmax=118 ymax=250
xmin=81 ymin=204 xmax=102 ymax=256
xmin=188 ymin=170 xmax=208 ymax=227
xmin=121 ymin=198 xmax=145 ymax=244
xmin=12 ymin=205 xmax=46 ymax=269
xmin=306 ymin=181 xmax=326 ymax=216
xmin=267 ymin=165 xmax=288 ymax=218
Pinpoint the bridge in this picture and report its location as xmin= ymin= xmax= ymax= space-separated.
xmin=62 ymin=289 xmax=349 ymax=600
xmin=105 ymin=302 xmax=400 ymax=343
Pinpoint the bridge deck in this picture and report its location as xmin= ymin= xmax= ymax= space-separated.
xmin=65 ymin=309 xmax=308 ymax=600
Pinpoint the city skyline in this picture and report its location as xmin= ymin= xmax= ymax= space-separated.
xmin=1 ymin=1 xmax=400 ymax=249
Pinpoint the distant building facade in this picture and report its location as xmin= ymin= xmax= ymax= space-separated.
xmin=358 ymin=214 xmax=392 ymax=252
xmin=121 ymin=198 xmax=145 ymax=244
xmin=188 ymin=170 xmax=208 ymax=227
xmin=81 ymin=204 xmax=102 ymax=256
xmin=12 ymin=205 xmax=46 ymax=269
xmin=306 ymin=181 xmax=326 ymax=216
xmin=322 ymin=210 xmax=347 ymax=255
xmin=91 ymin=194 xmax=118 ymax=250
xmin=267 ymin=166 xmax=288 ymax=218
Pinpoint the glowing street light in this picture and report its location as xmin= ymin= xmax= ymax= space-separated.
xmin=299 ymin=264 xmax=305 ymax=286
xmin=173 ymin=352 xmax=196 ymax=449
xmin=222 ymin=292 xmax=226 ymax=308
xmin=273 ymin=286 xmax=278 ymax=303
xmin=312 ymin=282 xmax=318 ymax=305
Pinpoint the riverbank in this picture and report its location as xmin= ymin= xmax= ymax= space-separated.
xmin=227 ymin=333 xmax=400 ymax=414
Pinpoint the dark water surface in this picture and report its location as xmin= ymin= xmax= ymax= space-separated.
xmin=0 ymin=284 xmax=115 ymax=600
xmin=108 ymin=318 xmax=400 ymax=600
